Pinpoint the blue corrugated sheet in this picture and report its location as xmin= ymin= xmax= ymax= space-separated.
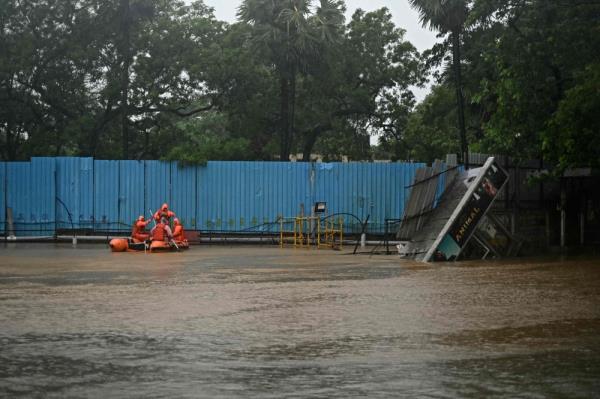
xmin=56 ymin=157 xmax=94 ymax=230
xmin=197 ymin=162 xmax=312 ymax=232
xmin=145 ymin=161 xmax=171 ymax=222
xmin=94 ymin=160 xmax=119 ymax=231
xmin=171 ymin=163 xmax=196 ymax=228
xmin=1 ymin=157 xmax=432 ymax=236
xmin=56 ymin=157 xmax=77 ymax=229
xmin=314 ymin=162 xmax=424 ymax=233
xmin=32 ymin=158 xmax=56 ymax=236
xmin=119 ymin=160 xmax=145 ymax=228
xmin=6 ymin=158 xmax=55 ymax=236
xmin=79 ymin=158 xmax=94 ymax=229
xmin=7 ymin=162 xmax=28 ymax=235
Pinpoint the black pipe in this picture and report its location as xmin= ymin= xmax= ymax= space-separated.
xmin=55 ymin=197 xmax=74 ymax=233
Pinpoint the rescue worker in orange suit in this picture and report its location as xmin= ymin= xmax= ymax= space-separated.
xmin=131 ymin=216 xmax=151 ymax=243
xmin=150 ymin=217 xmax=173 ymax=243
xmin=172 ymin=218 xmax=186 ymax=243
xmin=153 ymin=203 xmax=176 ymax=223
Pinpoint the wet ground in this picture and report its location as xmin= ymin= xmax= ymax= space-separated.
xmin=1 ymin=243 xmax=599 ymax=398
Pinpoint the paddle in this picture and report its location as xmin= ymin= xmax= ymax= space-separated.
xmin=145 ymin=209 xmax=157 ymax=253
xmin=149 ymin=209 xmax=157 ymax=226
xmin=170 ymin=238 xmax=180 ymax=252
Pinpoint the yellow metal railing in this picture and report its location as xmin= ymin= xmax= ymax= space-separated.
xmin=279 ymin=215 xmax=343 ymax=250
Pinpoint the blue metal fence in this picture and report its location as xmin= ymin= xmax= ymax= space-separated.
xmin=93 ymin=160 xmax=119 ymax=232
xmin=6 ymin=159 xmax=56 ymax=236
xmin=119 ymin=160 xmax=145 ymax=229
xmin=2 ymin=157 xmax=427 ymax=236
xmin=56 ymin=157 xmax=94 ymax=231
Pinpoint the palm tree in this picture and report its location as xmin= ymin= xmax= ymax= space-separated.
xmin=238 ymin=0 xmax=344 ymax=161
xmin=116 ymin=0 xmax=155 ymax=159
xmin=409 ymin=0 xmax=469 ymax=167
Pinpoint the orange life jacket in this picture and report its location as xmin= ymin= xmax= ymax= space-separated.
xmin=173 ymin=225 xmax=184 ymax=241
xmin=131 ymin=220 xmax=148 ymax=236
xmin=152 ymin=223 xmax=167 ymax=241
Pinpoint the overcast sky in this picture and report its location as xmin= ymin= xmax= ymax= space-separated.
xmin=203 ymin=0 xmax=439 ymax=52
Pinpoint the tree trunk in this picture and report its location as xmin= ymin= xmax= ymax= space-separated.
xmin=302 ymin=128 xmax=319 ymax=162
xmin=452 ymin=29 xmax=468 ymax=169
xmin=301 ymin=123 xmax=332 ymax=161
xmin=120 ymin=0 xmax=131 ymax=159
xmin=5 ymin=119 xmax=16 ymax=161
xmin=279 ymin=76 xmax=290 ymax=161
xmin=4 ymin=78 xmax=17 ymax=161
xmin=289 ymin=70 xmax=296 ymax=160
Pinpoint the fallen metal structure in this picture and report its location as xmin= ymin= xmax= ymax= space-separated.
xmin=398 ymin=157 xmax=521 ymax=262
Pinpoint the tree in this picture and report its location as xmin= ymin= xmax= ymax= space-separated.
xmin=163 ymin=113 xmax=252 ymax=164
xmin=0 ymin=0 xmax=97 ymax=159
xmin=238 ymin=0 xmax=345 ymax=161
xmin=305 ymin=8 xmax=422 ymax=160
xmin=402 ymin=85 xmax=460 ymax=162
xmin=96 ymin=0 xmax=224 ymax=159
xmin=0 ymin=0 xmax=226 ymax=160
xmin=409 ymin=0 xmax=469 ymax=167
xmin=467 ymin=0 xmax=600 ymax=170
xmin=544 ymin=63 xmax=600 ymax=171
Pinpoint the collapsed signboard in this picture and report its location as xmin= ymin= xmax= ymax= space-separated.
xmin=423 ymin=157 xmax=509 ymax=262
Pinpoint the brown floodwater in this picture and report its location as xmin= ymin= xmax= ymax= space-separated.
xmin=1 ymin=243 xmax=599 ymax=398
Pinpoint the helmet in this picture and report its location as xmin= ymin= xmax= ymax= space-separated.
xmin=173 ymin=218 xmax=180 ymax=225
xmin=137 ymin=215 xmax=145 ymax=221
xmin=161 ymin=203 xmax=168 ymax=211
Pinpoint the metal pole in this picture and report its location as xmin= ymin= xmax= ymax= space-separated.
xmin=545 ymin=210 xmax=551 ymax=248
xmin=580 ymin=195 xmax=585 ymax=246
xmin=560 ymin=181 xmax=566 ymax=248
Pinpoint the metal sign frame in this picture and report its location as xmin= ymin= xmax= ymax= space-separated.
xmin=423 ymin=157 xmax=509 ymax=262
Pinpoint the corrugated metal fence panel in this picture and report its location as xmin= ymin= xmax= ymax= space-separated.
xmin=402 ymin=163 xmax=426 ymax=221
xmin=31 ymin=158 xmax=56 ymax=236
xmin=7 ymin=162 xmax=30 ymax=235
xmin=79 ymin=158 xmax=94 ymax=229
xmin=0 ymin=162 xmax=5 ymax=234
xmin=393 ymin=162 xmax=424 ymax=220
xmin=197 ymin=162 xmax=241 ymax=231
xmin=171 ymin=163 xmax=196 ymax=228
xmin=56 ymin=157 xmax=75 ymax=229
xmin=314 ymin=163 xmax=363 ymax=232
xmin=314 ymin=162 xmax=424 ymax=233
xmin=94 ymin=160 xmax=119 ymax=230
xmin=56 ymin=157 xmax=93 ymax=229
xmin=368 ymin=163 xmax=390 ymax=231
xmin=197 ymin=161 xmax=312 ymax=232
xmin=196 ymin=163 xmax=209 ymax=230
xmin=6 ymin=158 xmax=56 ymax=236
xmin=197 ymin=162 xmax=219 ymax=231
xmin=145 ymin=161 xmax=171 ymax=219
xmin=119 ymin=160 xmax=145 ymax=229
xmin=260 ymin=162 xmax=312 ymax=231
xmin=1 ymin=158 xmax=429 ymax=236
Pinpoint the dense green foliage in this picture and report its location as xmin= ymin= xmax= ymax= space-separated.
xmin=406 ymin=0 xmax=600 ymax=172
xmin=408 ymin=0 xmax=469 ymax=165
xmin=1 ymin=0 xmax=598 ymax=172
xmin=0 ymin=0 xmax=421 ymax=162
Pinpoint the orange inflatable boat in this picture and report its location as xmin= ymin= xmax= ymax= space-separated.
xmin=149 ymin=239 xmax=189 ymax=252
xmin=109 ymin=237 xmax=189 ymax=252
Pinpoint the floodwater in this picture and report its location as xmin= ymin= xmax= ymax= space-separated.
xmin=1 ymin=244 xmax=599 ymax=398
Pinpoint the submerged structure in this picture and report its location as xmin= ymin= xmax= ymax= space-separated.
xmin=397 ymin=157 xmax=520 ymax=262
